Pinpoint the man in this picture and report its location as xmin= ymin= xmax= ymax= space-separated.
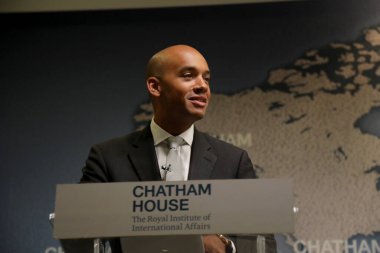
xmin=79 ymin=45 xmax=274 ymax=253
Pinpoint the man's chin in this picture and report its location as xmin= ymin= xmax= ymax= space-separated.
xmin=184 ymin=107 xmax=208 ymax=123
xmin=190 ymin=112 xmax=206 ymax=121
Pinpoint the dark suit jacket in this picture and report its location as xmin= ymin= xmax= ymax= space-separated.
xmin=65 ymin=126 xmax=276 ymax=253
xmin=80 ymin=126 xmax=256 ymax=183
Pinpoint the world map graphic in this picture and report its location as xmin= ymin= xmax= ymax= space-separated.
xmin=134 ymin=26 xmax=380 ymax=253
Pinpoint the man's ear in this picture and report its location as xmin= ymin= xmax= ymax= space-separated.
xmin=146 ymin=77 xmax=161 ymax=97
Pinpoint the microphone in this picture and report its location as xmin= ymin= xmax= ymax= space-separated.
xmin=161 ymin=164 xmax=172 ymax=181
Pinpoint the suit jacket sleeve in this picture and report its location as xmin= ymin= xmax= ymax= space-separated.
xmin=237 ymin=149 xmax=257 ymax=179
xmin=80 ymin=144 xmax=110 ymax=183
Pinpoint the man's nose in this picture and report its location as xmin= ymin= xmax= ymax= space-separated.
xmin=193 ymin=77 xmax=209 ymax=94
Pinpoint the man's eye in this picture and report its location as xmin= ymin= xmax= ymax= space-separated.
xmin=182 ymin=73 xmax=193 ymax=79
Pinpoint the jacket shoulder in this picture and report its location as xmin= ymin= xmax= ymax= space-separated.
xmin=199 ymin=131 xmax=245 ymax=153
xmin=91 ymin=129 xmax=146 ymax=153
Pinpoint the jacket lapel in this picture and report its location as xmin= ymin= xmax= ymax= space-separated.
xmin=127 ymin=126 xmax=162 ymax=181
xmin=188 ymin=129 xmax=217 ymax=180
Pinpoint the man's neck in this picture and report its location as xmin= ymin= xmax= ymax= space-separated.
xmin=150 ymin=119 xmax=194 ymax=147
xmin=153 ymin=117 xmax=194 ymax=136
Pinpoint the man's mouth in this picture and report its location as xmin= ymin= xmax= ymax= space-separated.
xmin=189 ymin=96 xmax=208 ymax=107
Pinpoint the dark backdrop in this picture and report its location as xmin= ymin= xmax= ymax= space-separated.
xmin=2 ymin=0 xmax=380 ymax=252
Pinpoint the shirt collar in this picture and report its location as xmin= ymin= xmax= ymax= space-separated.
xmin=150 ymin=118 xmax=194 ymax=146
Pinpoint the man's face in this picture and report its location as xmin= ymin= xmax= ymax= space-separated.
xmin=157 ymin=49 xmax=211 ymax=124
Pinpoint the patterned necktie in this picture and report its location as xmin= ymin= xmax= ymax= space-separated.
xmin=163 ymin=136 xmax=185 ymax=181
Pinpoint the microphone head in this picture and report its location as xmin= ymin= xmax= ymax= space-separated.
xmin=161 ymin=164 xmax=172 ymax=172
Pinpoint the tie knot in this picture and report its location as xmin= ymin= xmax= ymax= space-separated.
xmin=167 ymin=136 xmax=184 ymax=149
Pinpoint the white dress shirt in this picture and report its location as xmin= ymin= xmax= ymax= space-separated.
xmin=150 ymin=119 xmax=194 ymax=181
xmin=150 ymin=119 xmax=236 ymax=253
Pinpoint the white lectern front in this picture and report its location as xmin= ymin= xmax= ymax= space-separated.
xmin=53 ymin=179 xmax=294 ymax=253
